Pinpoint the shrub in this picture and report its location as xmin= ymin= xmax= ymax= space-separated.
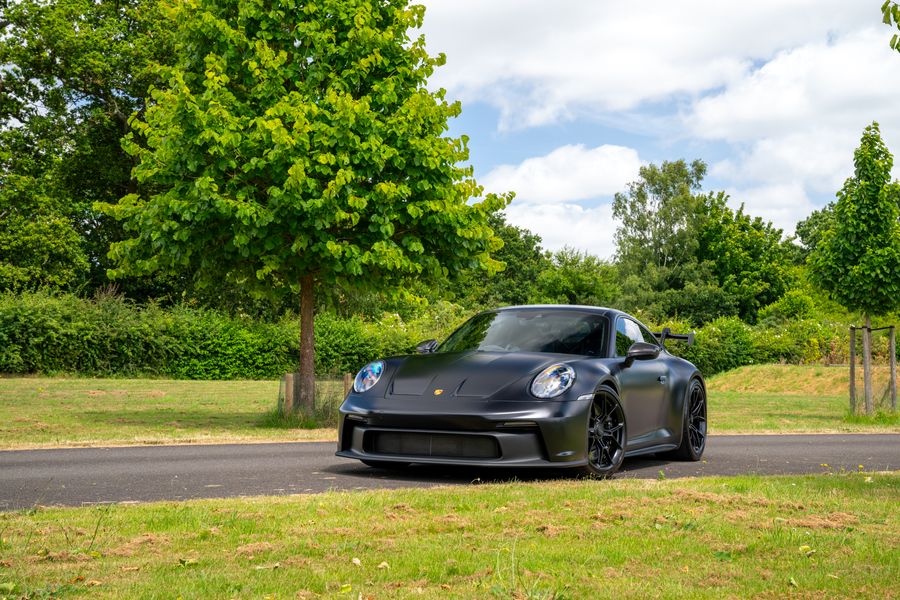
xmin=666 ymin=316 xmax=753 ymax=376
xmin=0 ymin=292 xmax=473 ymax=379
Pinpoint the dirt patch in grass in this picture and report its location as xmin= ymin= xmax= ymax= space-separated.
xmin=109 ymin=533 xmax=171 ymax=557
xmin=235 ymin=541 xmax=276 ymax=558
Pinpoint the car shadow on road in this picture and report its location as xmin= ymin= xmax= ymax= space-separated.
xmin=323 ymin=455 xmax=677 ymax=485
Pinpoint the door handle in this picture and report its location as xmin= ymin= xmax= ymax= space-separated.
xmin=657 ymin=376 xmax=667 ymax=384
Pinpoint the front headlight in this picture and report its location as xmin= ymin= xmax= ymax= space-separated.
xmin=530 ymin=364 xmax=576 ymax=398
xmin=353 ymin=360 xmax=385 ymax=393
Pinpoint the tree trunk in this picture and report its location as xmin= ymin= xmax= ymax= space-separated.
xmin=863 ymin=315 xmax=873 ymax=416
xmin=297 ymin=274 xmax=316 ymax=415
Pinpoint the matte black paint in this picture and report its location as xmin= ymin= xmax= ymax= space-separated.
xmin=336 ymin=305 xmax=703 ymax=469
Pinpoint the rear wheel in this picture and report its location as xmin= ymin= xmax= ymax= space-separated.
xmin=361 ymin=459 xmax=410 ymax=470
xmin=667 ymin=378 xmax=707 ymax=461
xmin=584 ymin=386 xmax=627 ymax=478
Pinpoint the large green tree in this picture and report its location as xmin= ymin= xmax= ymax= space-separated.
xmin=696 ymin=197 xmax=792 ymax=321
xmin=613 ymin=159 xmax=792 ymax=324
xmin=809 ymin=122 xmax=900 ymax=415
xmin=0 ymin=0 xmax=175 ymax=296
xmin=101 ymin=0 xmax=507 ymax=410
xmin=613 ymin=159 xmax=707 ymax=275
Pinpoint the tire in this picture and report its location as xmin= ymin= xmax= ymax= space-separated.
xmin=666 ymin=377 xmax=707 ymax=461
xmin=583 ymin=385 xmax=627 ymax=478
xmin=361 ymin=459 xmax=410 ymax=470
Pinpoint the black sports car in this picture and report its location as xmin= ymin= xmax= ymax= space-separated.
xmin=336 ymin=305 xmax=706 ymax=477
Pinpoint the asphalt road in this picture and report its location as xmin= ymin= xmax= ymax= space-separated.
xmin=1 ymin=434 xmax=897 ymax=511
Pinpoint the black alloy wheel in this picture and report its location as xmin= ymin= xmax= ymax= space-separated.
xmin=585 ymin=386 xmax=626 ymax=477
xmin=669 ymin=378 xmax=707 ymax=461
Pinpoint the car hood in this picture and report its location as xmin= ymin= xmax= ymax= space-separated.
xmin=387 ymin=351 xmax=569 ymax=400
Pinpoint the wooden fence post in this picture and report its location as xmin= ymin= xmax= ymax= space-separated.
xmin=343 ymin=373 xmax=353 ymax=398
xmin=890 ymin=326 xmax=897 ymax=412
xmin=849 ymin=326 xmax=856 ymax=415
xmin=283 ymin=373 xmax=295 ymax=416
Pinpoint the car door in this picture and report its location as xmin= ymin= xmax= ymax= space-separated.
xmin=615 ymin=317 xmax=671 ymax=448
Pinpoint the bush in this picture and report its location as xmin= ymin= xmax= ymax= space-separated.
xmin=757 ymin=290 xmax=816 ymax=323
xmin=0 ymin=292 xmax=473 ymax=379
xmin=664 ymin=316 xmax=753 ymax=376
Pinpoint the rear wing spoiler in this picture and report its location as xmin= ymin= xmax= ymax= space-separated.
xmin=653 ymin=327 xmax=695 ymax=346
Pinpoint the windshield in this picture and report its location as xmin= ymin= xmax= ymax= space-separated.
xmin=438 ymin=310 xmax=609 ymax=356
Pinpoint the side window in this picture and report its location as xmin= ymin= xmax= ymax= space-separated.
xmin=616 ymin=318 xmax=659 ymax=356
xmin=637 ymin=323 xmax=661 ymax=347
xmin=615 ymin=318 xmax=642 ymax=356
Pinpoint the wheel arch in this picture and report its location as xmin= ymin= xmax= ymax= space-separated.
xmin=675 ymin=370 xmax=705 ymax=446
xmin=595 ymin=377 xmax=619 ymax=397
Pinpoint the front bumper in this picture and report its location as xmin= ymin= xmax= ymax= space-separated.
xmin=336 ymin=394 xmax=592 ymax=467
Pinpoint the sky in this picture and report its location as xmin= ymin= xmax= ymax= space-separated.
xmin=419 ymin=0 xmax=900 ymax=258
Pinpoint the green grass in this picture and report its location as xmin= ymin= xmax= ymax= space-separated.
xmin=0 ymin=473 xmax=896 ymax=598
xmin=0 ymin=365 xmax=897 ymax=449
xmin=707 ymin=365 xmax=900 ymax=433
xmin=0 ymin=378 xmax=339 ymax=449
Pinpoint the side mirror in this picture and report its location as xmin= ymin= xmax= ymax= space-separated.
xmin=415 ymin=339 xmax=439 ymax=354
xmin=624 ymin=341 xmax=660 ymax=367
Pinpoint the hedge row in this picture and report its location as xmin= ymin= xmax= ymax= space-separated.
xmin=663 ymin=315 xmax=897 ymax=376
xmin=1 ymin=292 xmax=895 ymax=379
xmin=0 ymin=293 xmax=467 ymax=379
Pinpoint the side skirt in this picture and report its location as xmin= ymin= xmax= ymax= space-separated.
xmin=624 ymin=443 xmax=679 ymax=458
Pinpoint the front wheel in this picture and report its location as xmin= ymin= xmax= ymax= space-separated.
xmin=584 ymin=386 xmax=627 ymax=478
xmin=667 ymin=378 xmax=707 ymax=461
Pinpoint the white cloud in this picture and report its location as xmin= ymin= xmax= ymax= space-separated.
xmin=480 ymin=144 xmax=641 ymax=204
xmin=724 ymin=183 xmax=816 ymax=236
xmin=505 ymin=202 xmax=617 ymax=259
xmin=691 ymin=27 xmax=900 ymax=205
xmin=479 ymin=144 xmax=639 ymax=257
xmin=422 ymin=0 xmax=874 ymax=130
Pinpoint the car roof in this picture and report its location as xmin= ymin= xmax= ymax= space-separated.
xmin=493 ymin=304 xmax=630 ymax=319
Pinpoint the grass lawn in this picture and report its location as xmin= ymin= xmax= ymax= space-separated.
xmin=0 ymin=473 xmax=896 ymax=598
xmin=0 ymin=364 xmax=897 ymax=449
xmin=0 ymin=378 xmax=339 ymax=449
xmin=708 ymin=365 xmax=900 ymax=433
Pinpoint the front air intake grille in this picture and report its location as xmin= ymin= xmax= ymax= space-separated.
xmin=367 ymin=431 xmax=500 ymax=459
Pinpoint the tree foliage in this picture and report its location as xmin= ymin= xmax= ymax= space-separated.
xmin=0 ymin=0 xmax=175 ymax=296
xmin=613 ymin=159 xmax=792 ymax=324
xmin=103 ymin=0 xmax=506 ymax=295
xmin=455 ymin=212 xmax=547 ymax=308
xmin=884 ymin=0 xmax=900 ymax=53
xmin=696 ymin=197 xmax=792 ymax=320
xmin=809 ymin=122 xmax=900 ymax=317
xmin=613 ymin=160 xmax=791 ymax=324
xmin=795 ymin=202 xmax=835 ymax=257
xmin=0 ymin=173 xmax=88 ymax=291
xmin=613 ymin=159 xmax=707 ymax=274
xmin=531 ymin=248 xmax=618 ymax=307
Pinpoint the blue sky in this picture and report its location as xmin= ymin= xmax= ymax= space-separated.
xmin=421 ymin=0 xmax=900 ymax=257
